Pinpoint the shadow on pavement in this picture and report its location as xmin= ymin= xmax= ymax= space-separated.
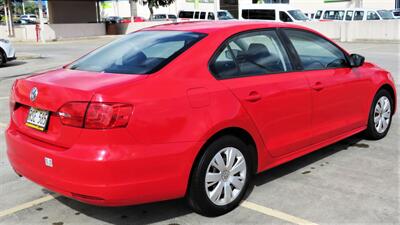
xmin=0 ymin=61 xmax=27 ymax=68
xmin=47 ymin=134 xmax=365 ymax=224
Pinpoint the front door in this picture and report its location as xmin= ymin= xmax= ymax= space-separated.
xmin=210 ymin=29 xmax=313 ymax=157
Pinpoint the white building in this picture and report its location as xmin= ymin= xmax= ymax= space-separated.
xmin=100 ymin=0 xmax=396 ymax=19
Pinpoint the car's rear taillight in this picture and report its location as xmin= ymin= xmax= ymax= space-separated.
xmin=57 ymin=102 xmax=132 ymax=129
xmin=85 ymin=103 xmax=133 ymax=129
xmin=9 ymin=80 xmax=17 ymax=114
xmin=58 ymin=102 xmax=89 ymax=128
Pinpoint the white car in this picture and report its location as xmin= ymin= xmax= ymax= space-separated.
xmin=0 ymin=38 xmax=16 ymax=66
xmin=239 ymin=4 xmax=310 ymax=22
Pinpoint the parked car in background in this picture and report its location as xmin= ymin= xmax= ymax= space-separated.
xmin=0 ymin=38 xmax=16 ymax=66
xmin=315 ymin=8 xmax=395 ymax=21
xmin=151 ymin=14 xmax=178 ymax=21
xmin=239 ymin=4 xmax=310 ymax=22
xmin=20 ymin=14 xmax=37 ymax=23
xmin=105 ymin=16 xmax=123 ymax=24
xmin=392 ymin=9 xmax=400 ymax=19
xmin=178 ymin=10 xmax=235 ymax=21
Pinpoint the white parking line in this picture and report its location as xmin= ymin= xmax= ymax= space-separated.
xmin=241 ymin=201 xmax=318 ymax=225
xmin=0 ymin=122 xmax=8 ymax=128
xmin=0 ymin=195 xmax=58 ymax=219
xmin=0 ymin=96 xmax=9 ymax=101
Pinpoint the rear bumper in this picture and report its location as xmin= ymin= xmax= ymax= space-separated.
xmin=6 ymin=124 xmax=202 ymax=206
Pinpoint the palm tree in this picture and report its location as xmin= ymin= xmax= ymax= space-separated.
xmin=133 ymin=0 xmax=175 ymax=18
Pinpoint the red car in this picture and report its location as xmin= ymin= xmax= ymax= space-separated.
xmin=6 ymin=21 xmax=396 ymax=216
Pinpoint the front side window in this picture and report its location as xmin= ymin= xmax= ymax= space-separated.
xmin=242 ymin=9 xmax=276 ymax=20
xmin=69 ymin=31 xmax=205 ymax=75
xmin=288 ymin=10 xmax=309 ymax=21
xmin=354 ymin=11 xmax=364 ymax=20
xmin=210 ymin=30 xmax=292 ymax=79
xmin=367 ymin=11 xmax=380 ymax=20
xmin=280 ymin=11 xmax=293 ymax=22
xmin=168 ymin=15 xmax=177 ymax=19
xmin=284 ymin=29 xmax=348 ymax=70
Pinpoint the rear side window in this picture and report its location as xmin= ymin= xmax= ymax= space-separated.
xmin=200 ymin=12 xmax=206 ymax=19
xmin=284 ymin=29 xmax=348 ymax=70
xmin=354 ymin=11 xmax=364 ymax=20
xmin=242 ymin=9 xmax=276 ymax=20
xmin=69 ymin=31 xmax=206 ymax=75
xmin=179 ymin=11 xmax=194 ymax=19
xmin=154 ymin=15 xmax=167 ymax=19
xmin=168 ymin=15 xmax=177 ymax=19
xmin=315 ymin=10 xmax=322 ymax=19
xmin=210 ymin=30 xmax=292 ymax=79
xmin=323 ymin=10 xmax=345 ymax=20
xmin=208 ymin=12 xmax=215 ymax=20
xmin=345 ymin=11 xmax=353 ymax=21
xmin=194 ymin=12 xmax=200 ymax=19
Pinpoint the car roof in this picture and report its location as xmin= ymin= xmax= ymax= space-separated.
xmin=143 ymin=21 xmax=307 ymax=34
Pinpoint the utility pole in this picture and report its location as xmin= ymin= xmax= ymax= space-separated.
xmin=4 ymin=0 xmax=15 ymax=37
xmin=38 ymin=0 xmax=45 ymax=43
xmin=22 ymin=0 xmax=25 ymax=15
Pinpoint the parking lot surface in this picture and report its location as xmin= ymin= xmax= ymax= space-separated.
xmin=0 ymin=39 xmax=399 ymax=225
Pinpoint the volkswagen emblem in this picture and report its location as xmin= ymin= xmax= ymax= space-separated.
xmin=30 ymin=87 xmax=38 ymax=102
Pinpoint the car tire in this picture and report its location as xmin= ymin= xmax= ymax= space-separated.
xmin=364 ymin=89 xmax=394 ymax=140
xmin=187 ymin=135 xmax=252 ymax=217
xmin=0 ymin=49 xmax=5 ymax=66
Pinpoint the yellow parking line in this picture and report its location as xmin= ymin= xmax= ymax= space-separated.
xmin=0 ymin=194 xmax=58 ymax=219
xmin=241 ymin=201 xmax=318 ymax=225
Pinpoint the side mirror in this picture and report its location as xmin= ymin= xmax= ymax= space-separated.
xmin=350 ymin=54 xmax=365 ymax=67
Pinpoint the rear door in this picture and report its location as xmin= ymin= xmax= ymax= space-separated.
xmin=282 ymin=28 xmax=371 ymax=144
xmin=210 ymin=29 xmax=313 ymax=157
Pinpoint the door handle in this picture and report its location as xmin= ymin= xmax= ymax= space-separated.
xmin=311 ymin=82 xmax=324 ymax=91
xmin=245 ymin=91 xmax=262 ymax=102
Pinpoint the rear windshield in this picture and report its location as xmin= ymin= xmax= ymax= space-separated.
xmin=69 ymin=31 xmax=205 ymax=75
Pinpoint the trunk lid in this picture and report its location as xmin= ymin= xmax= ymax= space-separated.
xmin=12 ymin=69 xmax=147 ymax=149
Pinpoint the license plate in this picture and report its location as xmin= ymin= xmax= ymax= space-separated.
xmin=26 ymin=107 xmax=50 ymax=131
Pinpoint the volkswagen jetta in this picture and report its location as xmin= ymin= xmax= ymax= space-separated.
xmin=6 ymin=21 xmax=396 ymax=216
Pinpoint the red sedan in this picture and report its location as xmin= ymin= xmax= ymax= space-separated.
xmin=6 ymin=21 xmax=396 ymax=216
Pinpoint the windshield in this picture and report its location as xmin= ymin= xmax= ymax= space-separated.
xmin=377 ymin=10 xmax=395 ymax=19
xmin=69 ymin=31 xmax=205 ymax=75
xmin=218 ymin=11 xmax=235 ymax=20
xmin=288 ymin=10 xmax=309 ymax=21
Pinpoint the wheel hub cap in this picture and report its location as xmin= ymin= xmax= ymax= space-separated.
xmin=205 ymin=147 xmax=247 ymax=206
xmin=374 ymin=96 xmax=391 ymax=134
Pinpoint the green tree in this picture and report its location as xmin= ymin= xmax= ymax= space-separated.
xmin=133 ymin=0 xmax=175 ymax=18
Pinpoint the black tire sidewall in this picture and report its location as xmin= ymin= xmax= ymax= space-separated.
xmin=188 ymin=135 xmax=252 ymax=217
xmin=366 ymin=89 xmax=393 ymax=139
